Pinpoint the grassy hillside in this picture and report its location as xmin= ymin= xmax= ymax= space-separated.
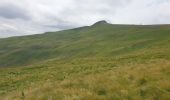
xmin=0 ymin=22 xmax=170 ymax=99
xmin=0 ymin=23 xmax=169 ymax=67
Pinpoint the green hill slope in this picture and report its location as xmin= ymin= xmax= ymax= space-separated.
xmin=0 ymin=21 xmax=170 ymax=100
xmin=0 ymin=22 xmax=170 ymax=67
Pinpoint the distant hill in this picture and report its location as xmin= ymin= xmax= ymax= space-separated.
xmin=0 ymin=21 xmax=169 ymax=67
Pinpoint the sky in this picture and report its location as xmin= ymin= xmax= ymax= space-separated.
xmin=0 ymin=0 xmax=170 ymax=38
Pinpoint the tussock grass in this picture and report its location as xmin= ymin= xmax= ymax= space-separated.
xmin=0 ymin=57 xmax=169 ymax=100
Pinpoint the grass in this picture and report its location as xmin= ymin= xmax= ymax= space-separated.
xmin=0 ymin=56 xmax=169 ymax=100
xmin=0 ymin=22 xmax=170 ymax=99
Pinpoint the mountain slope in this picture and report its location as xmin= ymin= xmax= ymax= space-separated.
xmin=0 ymin=21 xmax=170 ymax=100
xmin=0 ymin=22 xmax=170 ymax=67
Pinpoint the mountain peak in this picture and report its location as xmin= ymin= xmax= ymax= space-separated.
xmin=92 ymin=20 xmax=109 ymax=26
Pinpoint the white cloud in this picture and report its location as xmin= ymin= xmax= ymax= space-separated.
xmin=0 ymin=0 xmax=170 ymax=38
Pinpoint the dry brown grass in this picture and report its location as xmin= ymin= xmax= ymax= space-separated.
xmin=1 ymin=59 xmax=169 ymax=100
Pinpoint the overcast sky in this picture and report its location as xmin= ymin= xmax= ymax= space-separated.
xmin=0 ymin=0 xmax=170 ymax=38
